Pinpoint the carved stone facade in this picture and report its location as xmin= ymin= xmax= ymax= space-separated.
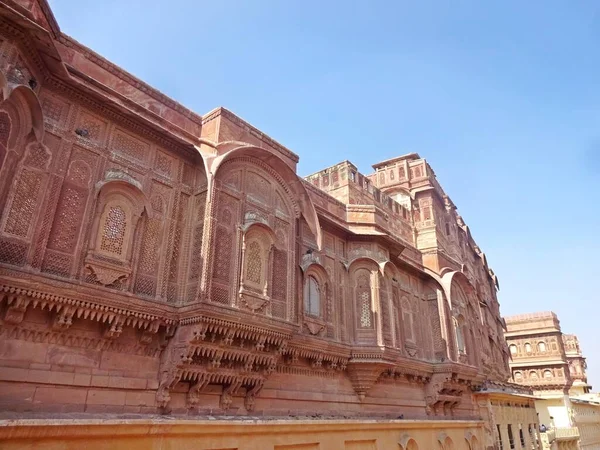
xmin=0 ymin=1 xmax=528 ymax=448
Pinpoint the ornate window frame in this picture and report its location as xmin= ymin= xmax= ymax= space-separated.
xmin=355 ymin=268 xmax=374 ymax=330
xmin=304 ymin=275 xmax=321 ymax=318
xmin=300 ymin=263 xmax=329 ymax=336
xmin=538 ymin=341 xmax=547 ymax=353
xmin=84 ymin=172 xmax=148 ymax=287
xmin=238 ymin=223 xmax=276 ymax=312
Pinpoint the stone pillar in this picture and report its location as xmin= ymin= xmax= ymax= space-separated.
xmin=501 ymin=424 xmax=512 ymax=450
xmin=515 ymin=425 xmax=524 ymax=450
xmin=523 ymin=425 xmax=533 ymax=450
xmin=372 ymin=271 xmax=383 ymax=347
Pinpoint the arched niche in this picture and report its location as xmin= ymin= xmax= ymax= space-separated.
xmin=348 ymin=258 xmax=379 ymax=344
xmin=239 ymin=222 xmax=277 ymax=312
xmin=84 ymin=172 xmax=149 ymax=288
xmin=0 ymin=78 xmax=45 ymax=218
xmin=437 ymin=434 xmax=454 ymax=450
xmin=210 ymin=156 xmax=296 ymax=321
xmin=211 ymin=144 xmax=322 ymax=249
xmin=399 ymin=434 xmax=419 ymax=450
xmin=444 ymin=272 xmax=480 ymax=364
xmin=464 ymin=432 xmax=480 ymax=450
xmin=0 ymin=73 xmax=44 ymax=146
xmin=301 ymin=261 xmax=329 ymax=319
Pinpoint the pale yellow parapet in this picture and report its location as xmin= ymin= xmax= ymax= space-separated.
xmin=0 ymin=418 xmax=485 ymax=450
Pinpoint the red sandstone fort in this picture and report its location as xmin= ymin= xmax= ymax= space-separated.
xmin=0 ymin=2 xmax=560 ymax=449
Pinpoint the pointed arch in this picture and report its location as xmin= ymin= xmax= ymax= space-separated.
xmin=210 ymin=144 xmax=322 ymax=249
xmin=399 ymin=434 xmax=419 ymax=450
xmin=0 ymin=79 xmax=44 ymax=144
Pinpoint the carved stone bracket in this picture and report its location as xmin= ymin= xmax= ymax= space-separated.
xmin=156 ymin=316 xmax=291 ymax=412
xmin=425 ymin=372 xmax=466 ymax=416
xmin=104 ymin=315 xmax=125 ymax=339
xmin=346 ymin=359 xmax=393 ymax=401
xmin=239 ymin=292 xmax=269 ymax=313
xmin=285 ymin=347 xmax=348 ymax=373
xmin=85 ymin=260 xmax=131 ymax=287
xmin=0 ymin=282 xmax=174 ymax=339
xmin=3 ymin=294 xmax=30 ymax=324
xmin=52 ymin=306 xmax=75 ymax=330
xmin=303 ymin=318 xmax=326 ymax=337
xmin=139 ymin=319 xmax=161 ymax=345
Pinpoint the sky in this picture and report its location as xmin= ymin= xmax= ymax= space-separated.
xmin=48 ymin=0 xmax=600 ymax=388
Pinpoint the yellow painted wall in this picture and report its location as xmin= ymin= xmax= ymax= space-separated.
xmin=0 ymin=419 xmax=485 ymax=450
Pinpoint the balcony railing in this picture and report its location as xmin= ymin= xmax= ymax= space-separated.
xmin=554 ymin=427 xmax=580 ymax=440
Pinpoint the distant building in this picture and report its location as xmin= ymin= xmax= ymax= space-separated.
xmin=506 ymin=312 xmax=598 ymax=450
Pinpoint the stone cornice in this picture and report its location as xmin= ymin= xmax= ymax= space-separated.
xmin=0 ymin=418 xmax=485 ymax=442
xmin=56 ymin=35 xmax=203 ymax=126
xmin=203 ymin=107 xmax=299 ymax=163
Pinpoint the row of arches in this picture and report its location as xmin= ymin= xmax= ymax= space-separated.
xmin=509 ymin=341 xmax=548 ymax=356
xmin=397 ymin=433 xmax=481 ymax=450
xmin=513 ymin=368 xmax=562 ymax=383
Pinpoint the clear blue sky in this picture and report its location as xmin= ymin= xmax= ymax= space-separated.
xmin=49 ymin=0 xmax=600 ymax=388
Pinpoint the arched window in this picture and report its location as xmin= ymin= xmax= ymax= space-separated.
xmin=402 ymin=297 xmax=415 ymax=343
xmin=544 ymin=370 xmax=553 ymax=380
xmin=355 ymin=270 xmax=373 ymax=328
xmin=304 ymin=276 xmax=320 ymax=317
xmin=85 ymin=176 xmax=147 ymax=287
xmin=538 ymin=341 xmax=547 ymax=353
xmin=509 ymin=344 xmax=518 ymax=356
xmin=245 ymin=241 xmax=263 ymax=285
xmin=99 ymin=204 xmax=127 ymax=256
xmin=514 ymin=371 xmax=523 ymax=382
xmin=241 ymin=228 xmax=273 ymax=295
xmin=530 ymin=371 xmax=539 ymax=381
xmin=525 ymin=343 xmax=532 ymax=353
xmin=454 ymin=317 xmax=466 ymax=353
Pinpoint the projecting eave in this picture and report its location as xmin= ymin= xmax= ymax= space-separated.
xmin=371 ymin=153 xmax=421 ymax=170
xmin=476 ymin=391 xmax=538 ymax=401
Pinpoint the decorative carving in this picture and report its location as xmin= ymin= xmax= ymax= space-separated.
xmin=52 ymin=306 xmax=75 ymax=330
xmin=239 ymin=292 xmax=269 ymax=312
xmin=346 ymin=359 xmax=393 ymax=401
xmin=85 ymin=262 xmax=130 ymax=286
xmin=103 ymin=168 xmax=143 ymax=191
xmin=3 ymin=295 xmax=29 ymax=324
xmin=104 ymin=315 xmax=125 ymax=339
xmin=304 ymin=320 xmax=326 ymax=336
xmin=425 ymin=372 xmax=466 ymax=416
xmin=156 ymin=316 xmax=290 ymax=410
